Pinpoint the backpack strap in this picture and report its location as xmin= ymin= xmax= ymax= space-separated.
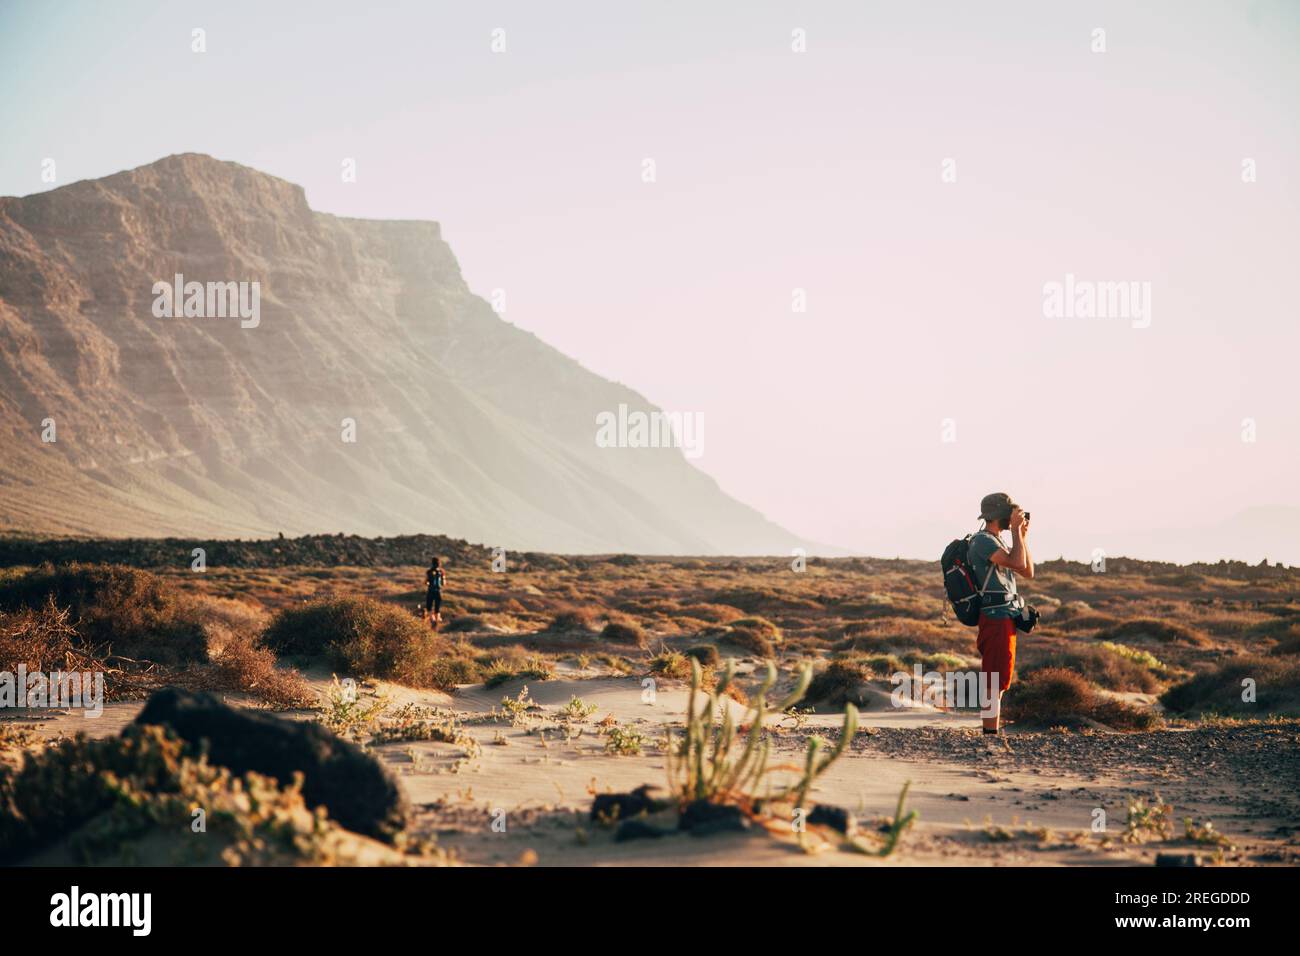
xmin=975 ymin=532 xmax=1011 ymax=610
xmin=979 ymin=563 xmax=996 ymax=596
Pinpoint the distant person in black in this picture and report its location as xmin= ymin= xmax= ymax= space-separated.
xmin=425 ymin=557 xmax=445 ymax=628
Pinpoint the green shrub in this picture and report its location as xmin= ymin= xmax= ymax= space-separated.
xmin=1100 ymin=641 xmax=1167 ymax=671
xmin=919 ymin=652 xmax=968 ymax=671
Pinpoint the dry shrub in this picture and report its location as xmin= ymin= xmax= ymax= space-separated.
xmin=600 ymin=620 xmax=646 ymax=645
xmin=479 ymin=645 xmax=553 ymax=687
xmin=781 ymin=631 xmax=823 ymax=654
xmin=1095 ymin=618 xmax=1211 ymax=648
xmin=685 ymin=644 xmax=720 ymax=667
xmin=616 ymin=597 xmax=681 ymax=617
xmin=1054 ymin=613 xmax=1122 ymax=633
xmin=204 ymin=645 xmax=312 ymax=709
xmin=708 ymin=587 xmax=819 ymax=614
xmin=647 ymin=650 xmax=694 ymax=681
xmin=1259 ymin=602 xmax=1300 ymax=618
xmin=0 ymin=601 xmax=86 ymax=673
xmin=262 ymin=596 xmax=464 ymax=689
xmin=678 ymin=603 xmax=745 ymax=624
xmin=1023 ymin=646 xmax=1163 ymax=693
xmin=1090 ymin=697 xmax=1162 ymax=730
xmin=0 ymin=601 xmax=163 ymax=701
xmin=1005 ymin=668 xmax=1093 ymax=718
xmin=715 ymin=616 xmax=782 ymax=658
xmin=0 ymin=563 xmax=205 ymax=665
xmin=1161 ymin=655 xmax=1300 ymax=717
xmin=720 ymin=626 xmax=774 ymax=659
xmin=444 ymin=615 xmax=484 ymax=633
xmin=166 ymin=596 xmax=312 ymax=708
xmin=427 ymin=656 xmax=483 ymax=687
xmin=637 ymin=614 xmax=693 ymax=637
xmin=835 ymin=591 xmax=936 ymax=619
xmin=731 ymin=616 xmax=780 ymax=641
xmin=549 ymin=606 xmax=600 ymax=632
xmin=1003 ymin=667 xmax=1158 ymax=730
xmin=0 ymin=595 xmax=309 ymax=709
xmin=1232 ymin=616 xmax=1294 ymax=639
xmin=1274 ymin=630 xmax=1300 ymax=656
xmin=807 ymin=658 xmax=872 ymax=706
xmin=835 ymin=617 xmax=966 ymax=655
xmin=1154 ymin=571 xmax=1206 ymax=588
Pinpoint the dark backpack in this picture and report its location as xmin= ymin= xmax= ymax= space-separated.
xmin=941 ymin=536 xmax=985 ymax=626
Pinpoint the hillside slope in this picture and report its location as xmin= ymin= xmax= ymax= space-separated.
xmin=0 ymin=154 xmax=801 ymax=554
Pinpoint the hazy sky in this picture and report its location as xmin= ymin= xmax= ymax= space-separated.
xmin=3 ymin=0 xmax=1298 ymax=561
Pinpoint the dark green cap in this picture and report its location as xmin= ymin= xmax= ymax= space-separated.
xmin=979 ymin=492 xmax=1018 ymax=522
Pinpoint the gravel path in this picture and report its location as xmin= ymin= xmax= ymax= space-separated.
xmin=776 ymin=721 xmax=1300 ymax=832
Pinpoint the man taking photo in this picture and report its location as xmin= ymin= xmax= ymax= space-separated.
xmin=966 ymin=492 xmax=1034 ymax=735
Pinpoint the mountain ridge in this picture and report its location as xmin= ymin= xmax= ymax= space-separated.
xmin=0 ymin=153 xmax=810 ymax=554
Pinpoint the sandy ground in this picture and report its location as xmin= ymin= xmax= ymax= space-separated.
xmin=9 ymin=671 xmax=1299 ymax=867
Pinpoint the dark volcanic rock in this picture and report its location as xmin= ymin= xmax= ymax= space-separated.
xmin=679 ymin=800 xmax=749 ymax=837
xmin=808 ymin=803 xmax=856 ymax=835
xmin=134 ymin=687 xmax=407 ymax=842
xmin=614 ymin=819 xmax=673 ymax=842
xmin=590 ymin=784 xmax=667 ymax=822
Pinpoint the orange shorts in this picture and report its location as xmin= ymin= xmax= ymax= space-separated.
xmin=976 ymin=614 xmax=1017 ymax=694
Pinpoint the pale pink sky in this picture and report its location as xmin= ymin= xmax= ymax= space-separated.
xmin=3 ymin=0 xmax=1298 ymax=560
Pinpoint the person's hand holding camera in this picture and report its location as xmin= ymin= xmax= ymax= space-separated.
xmin=1010 ymin=507 xmax=1028 ymax=536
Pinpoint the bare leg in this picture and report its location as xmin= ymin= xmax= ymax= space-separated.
xmin=982 ymin=691 xmax=1003 ymax=733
